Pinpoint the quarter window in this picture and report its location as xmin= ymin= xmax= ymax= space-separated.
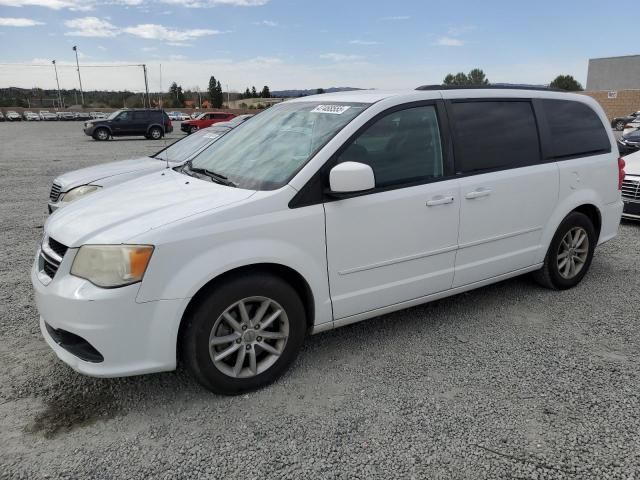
xmin=540 ymin=100 xmax=610 ymax=159
xmin=337 ymin=105 xmax=444 ymax=188
xmin=451 ymin=101 xmax=540 ymax=173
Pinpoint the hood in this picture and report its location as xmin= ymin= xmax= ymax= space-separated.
xmin=624 ymin=150 xmax=640 ymax=176
xmin=55 ymin=157 xmax=165 ymax=190
xmin=45 ymin=169 xmax=256 ymax=247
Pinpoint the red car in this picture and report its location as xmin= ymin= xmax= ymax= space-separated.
xmin=180 ymin=112 xmax=236 ymax=134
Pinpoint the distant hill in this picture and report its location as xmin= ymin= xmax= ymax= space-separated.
xmin=271 ymin=87 xmax=364 ymax=98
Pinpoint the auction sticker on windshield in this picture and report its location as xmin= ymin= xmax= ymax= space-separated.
xmin=311 ymin=105 xmax=351 ymax=114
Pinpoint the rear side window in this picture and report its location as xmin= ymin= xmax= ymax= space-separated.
xmin=213 ymin=113 xmax=227 ymax=119
xmin=132 ymin=111 xmax=148 ymax=121
xmin=540 ymin=100 xmax=610 ymax=159
xmin=451 ymin=101 xmax=540 ymax=173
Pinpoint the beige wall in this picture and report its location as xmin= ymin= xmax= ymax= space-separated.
xmin=579 ymin=90 xmax=640 ymax=121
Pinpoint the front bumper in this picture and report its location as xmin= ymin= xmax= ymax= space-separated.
xmin=83 ymin=124 xmax=95 ymax=136
xmin=32 ymin=248 xmax=188 ymax=377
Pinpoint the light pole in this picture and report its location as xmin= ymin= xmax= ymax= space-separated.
xmin=52 ymin=60 xmax=63 ymax=109
xmin=72 ymin=46 xmax=85 ymax=105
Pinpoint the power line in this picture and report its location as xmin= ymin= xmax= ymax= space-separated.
xmin=0 ymin=63 xmax=145 ymax=68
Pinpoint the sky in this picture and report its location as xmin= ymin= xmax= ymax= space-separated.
xmin=0 ymin=0 xmax=634 ymax=93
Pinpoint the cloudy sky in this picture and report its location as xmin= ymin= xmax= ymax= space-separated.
xmin=0 ymin=0 xmax=632 ymax=92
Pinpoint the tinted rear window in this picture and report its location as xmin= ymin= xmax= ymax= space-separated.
xmin=540 ymin=100 xmax=610 ymax=159
xmin=451 ymin=101 xmax=540 ymax=173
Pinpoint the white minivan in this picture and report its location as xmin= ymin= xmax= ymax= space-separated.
xmin=32 ymin=88 xmax=624 ymax=394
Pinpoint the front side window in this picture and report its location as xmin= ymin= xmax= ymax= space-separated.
xmin=337 ymin=105 xmax=444 ymax=188
xmin=451 ymin=101 xmax=540 ymax=173
xmin=117 ymin=111 xmax=131 ymax=121
xmin=540 ymin=99 xmax=610 ymax=159
xmin=188 ymin=101 xmax=368 ymax=190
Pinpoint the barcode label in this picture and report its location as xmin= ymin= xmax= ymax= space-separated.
xmin=311 ymin=105 xmax=351 ymax=114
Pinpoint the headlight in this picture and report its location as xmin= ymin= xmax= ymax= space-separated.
xmin=60 ymin=185 xmax=101 ymax=204
xmin=71 ymin=245 xmax=154 ymax=288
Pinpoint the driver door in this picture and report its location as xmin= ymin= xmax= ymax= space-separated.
xmin=324 ymin=102 xmax=460 ymax=319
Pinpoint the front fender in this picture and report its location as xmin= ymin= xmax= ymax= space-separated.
xmin=135 ymin=203 xmax=332 ymax=328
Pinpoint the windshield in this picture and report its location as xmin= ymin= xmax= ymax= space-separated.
xmin=188 ymin=101 xmax=368 ymax=190
xmin=195 ymin=113 xmax=207 ymax=120
xmin=155 ymin=129 xmax=223 ymax=162
xmin=107 ymin=110 xmax=122 ymax=120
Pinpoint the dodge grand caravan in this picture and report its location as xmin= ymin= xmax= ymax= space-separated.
xmin=32 ymin=88 xmax=624 ymax=394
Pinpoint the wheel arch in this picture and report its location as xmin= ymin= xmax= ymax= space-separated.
xmin=146 ymin=123 xmax=165 ymax=135
xmin=572 ymin=204 xmax=602 ymax=242
xmin=176 ymin=262 xmax=316 ymax=362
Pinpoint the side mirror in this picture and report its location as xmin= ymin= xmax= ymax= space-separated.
xmin=329 ymin=161 xmax=375 ymax=194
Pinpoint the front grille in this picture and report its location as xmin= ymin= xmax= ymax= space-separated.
xmin=48 ymin=237 xmax=68 ymax=258
xmin=622 ymin=178 xmax=640 ymax=201
xmin=49 ymin=183 xmax=62 ymax=202
xmin=40 ymin=236 xmax=68 ymax=280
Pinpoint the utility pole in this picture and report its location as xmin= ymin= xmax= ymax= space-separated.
xmin=72 ymin=46 xmax=85 ymax=105
xmin=142 ymin=64 xmax=150 ymax=108
xmin=158 ymin=64 xmax=162 ymax=108
xmin=226 ymin=84 xmax=230 ymax=107
xmin=52 ymin=60 xmax=64 ymax=110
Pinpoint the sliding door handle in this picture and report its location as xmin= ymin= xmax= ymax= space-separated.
xmin=426 ymin=195 xmax=454 ymax=207
xmin=465 ymin=188 xmax=492 ymax=199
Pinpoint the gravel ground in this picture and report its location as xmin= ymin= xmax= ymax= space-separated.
xmin=1 ymin=121 xmax=639 ymax=479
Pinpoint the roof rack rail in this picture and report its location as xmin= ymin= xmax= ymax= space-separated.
xmin=415 ymin=84 xmax=564 ymax=92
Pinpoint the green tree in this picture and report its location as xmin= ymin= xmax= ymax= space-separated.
xmin=467 ymin=68 xmax=489 ymax=86
xmin=243 ymin=87 xmax=251 ymax=99
xmin=212 ymin=80 xmax=223 ymax=108
xmin=260 ymin=85 xmax=271 ymax=98
xmin=251 ymin=86 xmax=258 ymax=98
xmin=168 ymin=82 xmax=184 ymax=107
xmin=549 ymin=75 xmax=583 ymax=91
xmin=443 ymin=69 xmax=490 ymax=86
xmin=208 ymin=76 xmax=217 ymax=104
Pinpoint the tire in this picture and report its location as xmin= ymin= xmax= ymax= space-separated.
xmin=615 ymin=120 xmax=625 ymax=131
xmin=189 ymin=126 xmax=198 ymax=135
xmin=532 ymin=212 xmax=596 ymax=290
xmin=93 ymin=128 xmax=109 ymax=141
xmin=148 ymin=126 xmax=163 ymax=140
xmin=181 ymin=272 xmax=307 ymax=395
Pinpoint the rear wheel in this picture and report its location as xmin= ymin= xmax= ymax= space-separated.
xmin=148 ymin=126 xmax=162 ymax=140
xmin=533 ymin=212 xmax=596 ymax=290
xmin=181 ymin=273 xmax=306 ymax=395
xmin=93 ymin=128 xmax=109 ymax=141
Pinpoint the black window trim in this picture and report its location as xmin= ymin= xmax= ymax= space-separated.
xmin=289 ymin=99 xmax=455 ymax=208
xmin=533 ymin=98 xmax=612 ymax=161
xmin=444 ymin=97 xmax=546 ymax=178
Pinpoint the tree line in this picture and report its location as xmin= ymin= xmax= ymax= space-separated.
xmin=441 ymin=68 xmax=583 ymax=91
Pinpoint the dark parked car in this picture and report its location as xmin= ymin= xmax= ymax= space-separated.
xmin=617 ymin=129 xmax=640 ymax=155
xmin=83 ymin=109 xmax=173 ymax=141
xmin=0 ymin=112 xmax=4 ymax=122
xmin=611 ymin=111 xmax=640 ymax=131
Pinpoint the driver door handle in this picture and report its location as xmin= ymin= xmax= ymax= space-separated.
xmin=426 ymin=195 xmax=454 ymax=207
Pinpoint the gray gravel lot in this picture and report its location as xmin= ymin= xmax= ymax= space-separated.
xmin=1 ymin=121 xmax=639 ymax=479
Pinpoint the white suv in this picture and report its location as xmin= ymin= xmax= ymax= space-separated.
xmin=32 ymin=88 xmax=624 ymax=394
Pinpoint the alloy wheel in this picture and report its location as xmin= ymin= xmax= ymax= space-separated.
xmin=208 ymin=296 xmax=289 ymax=379
xmin=557 ymin=226 xmax=589 ymax=279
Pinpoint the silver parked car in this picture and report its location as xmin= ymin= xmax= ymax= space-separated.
xmin=47 ymin=121 xmax=249 ymax=212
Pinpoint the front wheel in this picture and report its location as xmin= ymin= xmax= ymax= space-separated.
xmin=181 ymin=273 xmax=306 ymax=394
xmin=189 ymin=126 xmax=198 ymax=135
xmin=93 ymin=128 xmax=109 ymax=141
xmin=615 ymin=120 xmax=625 ymax=131
xmin=532 ymin=212 xmax=596 ymax=290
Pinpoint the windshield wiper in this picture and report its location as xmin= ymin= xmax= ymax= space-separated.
xmin=185 ymin=161 xmax=237 ymax=187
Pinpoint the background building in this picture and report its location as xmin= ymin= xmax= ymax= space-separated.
xmin=582 ymin=54 xmax=640 ymax=121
